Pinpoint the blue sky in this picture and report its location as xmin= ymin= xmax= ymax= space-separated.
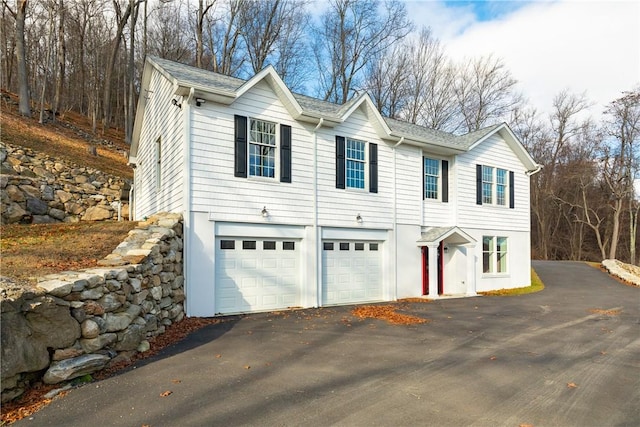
xmin=442 ymin=0 xmax=532 ymax=22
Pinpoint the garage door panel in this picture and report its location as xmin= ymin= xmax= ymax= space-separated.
xmin=215 ymin=238 xmax=301 ymax=314
xmin=322 ymin=240 xmax=383 ymax=305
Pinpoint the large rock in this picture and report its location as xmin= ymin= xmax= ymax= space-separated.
xmin=1 ymin=311 xmax=49 ymax=382
xmin=82 ymin=206 xmax=112 ymax=221
xmin=26 ymin=197 xmax=48 ymax=215
xmin=43 ymin=354 xmax=110 ymax=384
xmin=25 ymin=297 xmax=81 ymax=348
xmin=5 ymin=185 xmax=25 ymax=202
xmin=79 ymin=333 xmax=117 ymax=353
xmin=2 ymin=202 xmax=27 ymax=223
xmin=115 ymin=324 xmax=145 ymax=351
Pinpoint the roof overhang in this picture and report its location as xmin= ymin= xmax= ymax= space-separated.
xmin=416 ymin=226 xmax=476 ymax=247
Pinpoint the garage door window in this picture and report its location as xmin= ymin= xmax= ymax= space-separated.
xmin=263 ymin=241 xmax=276 ymax=250
xmin=369 ymin=243 xmax=378 ymax=251
xmin=340 ymin=242 xmax=349 ymax=250
xmin=323 ymin=242 xmax=334 ymax=250
xmin=283 ymin=241 xmax=295 ymax=250
xmin=355 ymin=243 xmax=364 ymax=251
xmin=220 ymin=240 xmax=235 ymax=250
xmin=242 ymin=240 xmax=256 ymax=250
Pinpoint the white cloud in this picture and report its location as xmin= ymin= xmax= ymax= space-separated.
xmin=405 ymin=0 xmax=640 ymax=119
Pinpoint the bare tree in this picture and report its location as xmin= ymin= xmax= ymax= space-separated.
xmin=147 ymin=0 xmax=191 ymax=61
xmin=313 ymin=0 xmax=412 ymax=104
xmin=4 ymin=0 xmax=31 ymax=116
xmin=52 ymin=0 xmax=64 ymax=117
xmin=602 ymin=88 xmax=640 ymax=261
xmin=454 ymin=54 xmax=520 ymax=132
xmin=238 ymin=0 xmax=310 ymax=90
xmin=195 ymin=0 xmax=215 ymax=68
xmin=364 ymin=40 xmax=410 ymax=118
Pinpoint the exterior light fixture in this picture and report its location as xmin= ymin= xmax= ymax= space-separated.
xmin=356 ymin=213 xmax=363 ymax=223
xmin=171 ymin=98 xmax=182 ymax=109
xmin=261 ymin=206 xmax=269 ymax=217
xmin=195 ymin=98 xmax=206 ymax=107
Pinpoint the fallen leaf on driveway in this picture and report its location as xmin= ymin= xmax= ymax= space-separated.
xmin=160 ymin=390 xmax=172 ymax=397
xmin=244 ymin=365 xmax=251 ymax=369
xmin=215 ymin=354 xmax=222 ymax=358
xmin=171 ymin=379 xmax=181 ymax=384
xmin=490 ymin=356 xmax=497 ymax=361
xmin=567 ymin=382 xmax=577 ymax=388
xmin=519 ymin=424 xmax=534 ymax=427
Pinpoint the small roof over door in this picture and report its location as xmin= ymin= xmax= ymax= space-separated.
xmin=416 ymin=226 xmax=476 ymax=247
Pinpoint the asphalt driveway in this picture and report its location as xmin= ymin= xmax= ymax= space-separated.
xmin=15 ymin=261 xmax=640 ymax=427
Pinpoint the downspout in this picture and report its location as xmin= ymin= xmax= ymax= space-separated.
xmin=129 ymin=176 xmax=134 ymax=220
xmin=313 ymin=118 xmax=324 ymax=308
xmin=183 ymin=88 xmax=195 ymax=315
xmin=392 ymin=137 xmax=404 ymax=301
xmin=525 ymin=164 xmax=543 ymax=176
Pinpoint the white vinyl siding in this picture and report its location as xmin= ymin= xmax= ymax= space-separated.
xmin=190 ymin=80 xmax=314 ymax=224
xmin=317 ymin=109 xmax=393 ymax=229
xmin=394 ymin=146 xmax=422 ymax=225
xmin=134 ymin=71 xmax=184 ymax=219
xmin=457 ymin=134 xmax=530 ymax=231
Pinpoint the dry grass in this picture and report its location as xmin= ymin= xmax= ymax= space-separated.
xmin=1 ymin=93 xmax=132 ymax=179
xmin=0 ymin=221 xmax=138 ymax=284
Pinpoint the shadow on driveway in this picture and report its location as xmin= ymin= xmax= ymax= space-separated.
xmin=15 ymin=261 xmax=640 ymax=427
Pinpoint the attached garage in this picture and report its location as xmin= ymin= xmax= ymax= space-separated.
xmin=215 ymin=237 xmax=301 ymax=314
xmin=322 ymin=240 xmax=383 ymax=305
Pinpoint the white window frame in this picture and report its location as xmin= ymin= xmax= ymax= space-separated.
xmin=482 ymin=166 xmax=509 ymax=206
xmin=424 ymin=157 xmax=440 ymax=200
xmin=346 ymin=137 xmax=367 ymax=190
xmin=248 ymin=118 xmax=278 ymax=179
xmin=483 ymin=236 xmax=508 ymax=274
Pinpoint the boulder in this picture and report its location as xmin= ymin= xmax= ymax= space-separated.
xmin=26 ymin=197 xmax=48 ymax=215
xmin=115 ymin=324 xmax=145 ymax=351
xmin=5 ymin=185 xmax=25 ymax=202
xmin=82 ymin=206 xmax=112 ymax=221
xmin=81 ymin=319 xmax=100 ymax=339
xmin=25 ymin=297 xmax=81 ymax=348
xmin=1 ymin=311 xmax=50 ymax=382
xmin=43 ymin=354 xmax=110 ymax=384
xmin=3 ymin=202 xmax=27 ymax=223
xmin=79 ymin=333 xmax=117 ymax=353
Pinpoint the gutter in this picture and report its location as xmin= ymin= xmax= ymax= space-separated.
xmin=525 ymin=164 xmax=543 ymax=176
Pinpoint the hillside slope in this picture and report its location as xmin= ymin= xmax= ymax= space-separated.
xmin=1 ymin=91 xmax=132 ymax=180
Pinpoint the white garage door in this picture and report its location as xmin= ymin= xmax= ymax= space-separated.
xmin=215 ymin=238 xmax=300 ymax=314
xmin=322 ymin=241 xmax=383 ymax=305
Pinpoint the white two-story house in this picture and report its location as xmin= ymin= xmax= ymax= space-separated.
xmin=130 ymin=57 xmax=541 ymax=317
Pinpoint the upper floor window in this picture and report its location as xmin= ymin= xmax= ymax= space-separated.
xmin=249 ymin=118 xmax=276 ymax=178
xmin=477 ymin=164 xmax=513 ymax=208
xmin=335 ymin=136 xmax=378 ymax=193
xmin=424 ymin=157 xmax=440 ymax=199
xmin=346 ymin=138 xmax=366 ymax=189
xmin=234 ymin=115 xmax=292 ymax=183
xmin=423 ymin=157 xmax=449 ymax=202
xmin=483 ymin=236 xmax=508 ymax=274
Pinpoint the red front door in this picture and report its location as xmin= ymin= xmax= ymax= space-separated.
xmin=421 ymin=244 xmax=444 ymax=296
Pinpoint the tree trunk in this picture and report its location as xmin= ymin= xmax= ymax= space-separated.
xmin=16 ymin=0 xmax=30 ymax=117
xmin=53 ymin=0 xmax=65 ymax=118
xmin=102 ymin=0 xmax=132 ymax=131
xmin=608 ymin=199 xmax=623 ymax=259
xmin=125 ymin=0 xmax=138 ymax=145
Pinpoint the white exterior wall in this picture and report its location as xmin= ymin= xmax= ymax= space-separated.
xmin=456 ymin=134 xmax=531 ymax=231
xmin=394 ymin=145 xmax=422 ymax=225
xmin=134 ymin=71 xmax=184 ymax=219
xmin=466 ymin=228 xmax=531 ymax=292
xmin=316 ymin=109 xmax=394 ymax=229
xmin=190 ymin=80 xmax=314 ymax=224
xmin=396 ymin=224 xmax=422 ymax=298
xmin=422 ymin=152 xmax=456 ymax=227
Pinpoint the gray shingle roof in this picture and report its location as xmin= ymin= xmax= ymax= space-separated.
xmin=148 ymin=56 xmax=504 ymax=151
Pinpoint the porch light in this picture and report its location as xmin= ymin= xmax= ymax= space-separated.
xmin=195 ymin=98 xmax=206 ymax=107
xmin=356 ymin=213 xmax=363 ymax=223
xmin=261 ymin=206 xmax=269 ymax=217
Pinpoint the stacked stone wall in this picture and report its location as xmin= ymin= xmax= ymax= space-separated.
xmin=0 ymin=213 xmax=185 ymax=403
xmin=0 ymin=142 xmax=130 ymax=224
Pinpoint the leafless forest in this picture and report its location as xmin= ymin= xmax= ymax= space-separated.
xmin=2 ymin=0 xmax=638 ymax=264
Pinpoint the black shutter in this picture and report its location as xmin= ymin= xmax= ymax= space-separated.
xmin=280 ymin=124 xmax=292 ymax=183
xmin=441 ymin=160 xmax=449 ymax=203
xmin=509 ymin=170 xmax=515 ymax=209
xmin=234 ymin=115 xmax=247 ymax=178
xmin=422 ymin=157 xmax=425 ymax=200
xmin=369 ymin=143 xmax=378 ymax=193
xmin=476 ymin=164 xmax=482 ymax=205
xmin=336 ymin=136 xmax=345 ymax=189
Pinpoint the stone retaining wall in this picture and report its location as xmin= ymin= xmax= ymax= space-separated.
xmin=0 ymin=142 xmax=130 ymax=224
xmin=0 ymin=213 xmax=184 ymax=403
